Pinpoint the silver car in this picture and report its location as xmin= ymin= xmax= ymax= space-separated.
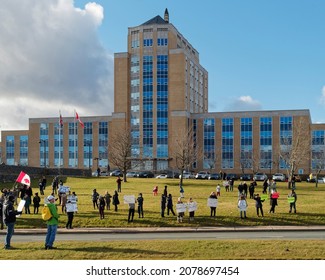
xmin=253 ymin=172 xmax=267 ymax=181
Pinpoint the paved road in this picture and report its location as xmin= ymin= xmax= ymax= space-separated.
xmin=5 ymin=227 xmax=325 ymax=242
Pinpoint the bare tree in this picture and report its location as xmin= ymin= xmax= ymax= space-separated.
xmin=278 ymin=118 xmax=310 ymax=188
xmin=239 ymin=150 xmax=253 ymax=176
xmin=108 ymin=127 xmax=133 ymax=182
xmin=173 ymin=126 xmax=201 ymax=187
xmin=310 ymin=146 xmax=325 ymax=188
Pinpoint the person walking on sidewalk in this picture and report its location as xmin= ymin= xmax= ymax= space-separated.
xmin=45 ymin=195 xmax=59 ymax=250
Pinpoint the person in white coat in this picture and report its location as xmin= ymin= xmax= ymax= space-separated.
xmin=238 ymin=195 xmax=248 ymax=219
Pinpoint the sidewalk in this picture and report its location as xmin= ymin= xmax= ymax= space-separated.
xmin=2 ymin=225 xmax=325 ymax=235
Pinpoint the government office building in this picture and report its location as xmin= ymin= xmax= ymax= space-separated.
xmin=1 ymin=9 xmax=325 ymax=176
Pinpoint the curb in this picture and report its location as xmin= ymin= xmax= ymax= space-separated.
xmin=1 ymin=226 xmax=325 ymax=235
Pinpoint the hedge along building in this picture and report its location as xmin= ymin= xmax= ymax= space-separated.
xmin=1 ymin=10 xmax=325 ymax=176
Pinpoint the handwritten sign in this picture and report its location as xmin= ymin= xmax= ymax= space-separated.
xmin=176 ymin=203 xmax=187 ymax=213
xmin=207 ymin=198 xmax=218 ymax=207
xmin=261 ymin=194 xmax=268 ymax=201
xmin=123 ymin=195 xmax=135 ymax=204
xmin=187 ymin=201 xmax=197 ymax=212
xmin=287 ymin=197 xmax=295 ymax=203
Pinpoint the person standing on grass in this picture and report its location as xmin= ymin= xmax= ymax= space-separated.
xmin=65 ymin=200 xmax=75 ymax=229
xmin=98 ymin=195 xmax=106 ymax=219
xmin=238 ymin=194 xmax=248 ymax=219
xmin=137 ymin=193 xmax=144 ymax=218
xmin=92 ymin=189 xmax=99 ymax=209
xmin=176 ymin=197 xmax=185 ymax=223
xmin=128 ymin=201 xmax=135 ymax=223
xmin=112 ymin=190 xmax=119 ymax=212
xmin=45 ymin=195 xmax=59 ymax=250
xmin=104 ymin=191 xmax=112 ymax=210
xmin=116 ymin=176 xmax=122 ymax=192
xmin=166 ymin=193 xmax=176 ymax=216
xmin=216 ymin=184 xmax=221 ymax=196
xmin=288 ymin=189 xmax=297 ymax=213
xmin=253 ymin=193 xmax=264 ymax=217
xmin=209 ymin=191 xmax=218 ymax=217
xmin=269 ymin=189 xmax=279 ymax=213
xmin=33 ymin=192 xmax=41 ymax=214
xmin=161 ymin=193 xmax=167 ymax=217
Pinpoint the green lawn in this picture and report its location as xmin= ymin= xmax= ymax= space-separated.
xmin=1 ymin=177 xmax=325 ymax=260
xmin=4 ymin=176 xmax=325 ymax=229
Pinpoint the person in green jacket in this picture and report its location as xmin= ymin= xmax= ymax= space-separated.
xmin=45 ymin=195 xmax=59 ymax=250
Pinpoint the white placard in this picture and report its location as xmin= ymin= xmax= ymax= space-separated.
xmin=176 ymin=203 xmax=187 ymax=213
xmin=17 ymin=199 xmax=26 ymax=212
xmin=207 ymin=198 xmax=218 ymax=207
xmin=187 ymin=201 xmax=197 ymax=212
xmin=123 ymin=195 xmax=135 ymax=204
xmin=58 ymin=186 xmax=70 ymax=194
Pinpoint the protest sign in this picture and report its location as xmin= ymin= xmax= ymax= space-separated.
xmin=123 ymin=195 xmax=135 ymax=204
xmin=176 ymin=203 xmax=187 ymax=213
xmin=207 ymin=198 xmax=218 ymax=207
xmin=187 ymin=201 xmax=197 ymax=212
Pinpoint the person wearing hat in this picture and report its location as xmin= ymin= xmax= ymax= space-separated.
xmin=3 ymin=195 xmax=22 ymax=249
xmin=45 ymin=195 xmax=59 ymax=250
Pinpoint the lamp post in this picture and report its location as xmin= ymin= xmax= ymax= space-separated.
xmin=39 ymin=139 xmax=46 ymax=168
xmin=94 ymin=157 xmax=101 ymax=169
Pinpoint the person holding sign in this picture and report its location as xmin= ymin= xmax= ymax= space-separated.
xmin=208 ymin=192 xmax=218 ymax=217
xmin=176 ymin=197 xmax=186 ymax=223
xmin=253 ymin=193 xmax=264 ymax=217
xmin=187 ymin=197 xmax=197 ymax=222
xmin=288 ymin=190 xmax=297 ymax=213
xmin=3 ymin=195 xmax=22 ymax=249
xmin=238 ymin=194 xmax=248 ymax=219
xmin=269 ymin=189 xmax=279 ymax=213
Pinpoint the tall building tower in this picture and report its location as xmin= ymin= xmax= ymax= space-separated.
xmin=111 ymin=10 xmax=208 ymax=171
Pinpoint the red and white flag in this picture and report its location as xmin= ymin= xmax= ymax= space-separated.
xmin=59 ymin=111 xmax=63 ymax=128
xmin=16 ymin=171 xmax=31 ymax=186
xmin=75 ymin=111 xmax=84 ymax=128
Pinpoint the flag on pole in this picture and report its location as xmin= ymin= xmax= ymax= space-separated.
xmin=59 ymin=111 xmax=63 ymax=128
xmin=16 ymin=171 xmax=31 ymax=186
xmin=75 ymin=111 xmax=84 ymax=128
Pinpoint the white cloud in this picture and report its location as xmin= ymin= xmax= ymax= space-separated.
xmin=0 ymin=0 xmax=113 ymax=131
xmin=223 ymin=95 xmax=262 ymax=112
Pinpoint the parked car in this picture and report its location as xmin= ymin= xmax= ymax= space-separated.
xmin=180 ymin=172 xmax=195 ymax=179
xmin=126 ymin=171 xmax=138 ymax=178
xmin=100 ymin=171 xmax=109 ymax=176
xmin=253 ymin=172 xmax=268 ymax=181
xmin=110 ymin=169 xmax=123 ymax=177
xmin=272 ymin=173 xmax=286 ymax=182
xmin=195 ymin=171 xmax=210 ymax=179
xmin=226 ymin=173 xmax=238 ymax=180
xmin=208 ymin=173 xmax=221 ymax=180
xmin=156 ymin=174 xmax=168 ymax=179
xmin=240 ymin=174 xmax=251 ymax=181
xmin=138 ymin=171 xmax=154 ymax=178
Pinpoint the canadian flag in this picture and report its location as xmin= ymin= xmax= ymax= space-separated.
xmin=75 ymin=111 xmax=84 ymax=128
xmin=16 ymin=171 xmax=31 ymax=186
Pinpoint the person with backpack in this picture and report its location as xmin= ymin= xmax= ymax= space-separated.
xmin=3 ymin=195 xmax=22 ymax=249
xmin=44 ymin=195 xmax=59 ymax=250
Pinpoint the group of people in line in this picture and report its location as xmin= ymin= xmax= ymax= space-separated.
xmin=1 ymin=173 xmax=299 ymax=250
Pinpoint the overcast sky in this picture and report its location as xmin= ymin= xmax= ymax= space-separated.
xmin=1 ymin=0 xmax=325 ymax=133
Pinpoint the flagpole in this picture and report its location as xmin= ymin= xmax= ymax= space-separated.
xmin=59 ymin=110 xmax=61 ymax=173
xmin=74 ymin=109 xmax=76 ymax=168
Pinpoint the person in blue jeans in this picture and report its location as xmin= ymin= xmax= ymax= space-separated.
xmin=3 ymin=195 xmax=22 ymax=249
xmin=45 ymin=195 xmax=59 ymax=250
